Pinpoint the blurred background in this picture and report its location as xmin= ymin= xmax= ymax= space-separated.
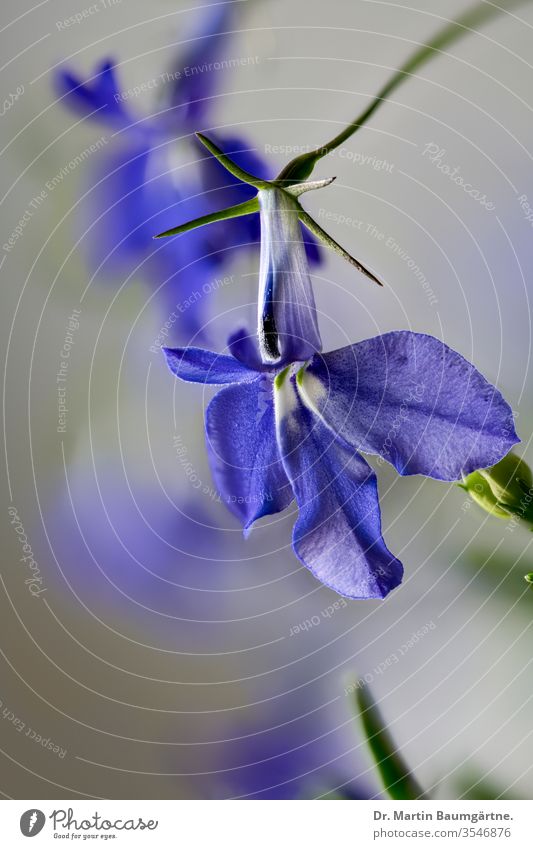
xmin=1 ymin=0 xmax=532 ymax=799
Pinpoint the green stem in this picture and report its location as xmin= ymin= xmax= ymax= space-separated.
xmin=278 ymin=0 xmax=529 ymax=183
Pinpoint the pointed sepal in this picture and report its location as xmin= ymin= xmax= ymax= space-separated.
xmin=196 ymin=132 xmax=269 ymax=189
xmin=154 ymin=197 xmax=259 ymax=239
xmin=283 ymin=176 xmax=336 ymax=197
xmin=297 ymin=208 xmax=383 ymax=286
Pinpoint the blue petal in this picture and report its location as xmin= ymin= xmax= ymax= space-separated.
xmin=228 ymin=327 xmax=260 ymax=367
xmin=164 ymin=346 xmax=259 ymax=384
xmin=147 ymin=249 xmax=218 ymax=339
xmin=275 ymin=374 xmax=403 ymax=599
xmin=206 ymin=377 xmax=293 ymax=530
xmin=74 ymin=135 xmax=220 ymax=340
xmin=257 ymin=188 xmax=322 ymax=365
xmin=77 ymin=138 xmax=206 ymax=278
xmin=227 ymin=327 xmax=273 ymax=372
xmin=140 ymin=148 xmax=234 ymax=337
xmin=77 ymin=138 xmax=154 ymax=272
xmin=301 ymin=223 xmax=322 ymax=267
xmin=54 ymin=59 xmax=132 ymax=129
xmin=163 ymin=4 xmax=237 ymax=129
xmin=302 ymin=331 xmax=519 ymax=481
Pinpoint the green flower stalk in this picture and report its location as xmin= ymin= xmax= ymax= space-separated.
xmin=155 ymin=0 xmax=530 ymax=282
xmin=276 ymin=0 xmax=530 ymax=185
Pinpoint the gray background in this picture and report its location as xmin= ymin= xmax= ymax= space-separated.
xmin=1 ymin=0 xmax=532 ymax=799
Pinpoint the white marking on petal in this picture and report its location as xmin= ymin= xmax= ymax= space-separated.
xmin=296 ymin=367 xmax=329 ymax=423
xmin=274 ymin=368 xmax=300 ymax=434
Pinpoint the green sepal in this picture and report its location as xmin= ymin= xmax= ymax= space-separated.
xmin=355 ymin=684 xmax=426 ymax=800
xmin=276 ymin=151 xmax=324 ymax=186
xmin=196 ymin=132 xmax=269 ymax=189
xmin=154 ymin=197 xmax=260 ymax=239
xmin=283 ymin=176 xmax=335 ymax=196
xmin=297 ymin=208 xmax=383 ymax=286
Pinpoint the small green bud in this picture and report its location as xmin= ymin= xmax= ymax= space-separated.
xmin=461 ymin=470 xmax=512 ymax=519
xmin=462 ymin=453 xmax=533 ymax=527
xmin=524 ymin=573 xmax=533 ymax=585
xmin=478 ymin=453 xmax=532 ymax=503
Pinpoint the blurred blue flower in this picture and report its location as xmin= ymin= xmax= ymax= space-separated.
xmin=54 ymin=4 xmax=320 ymax=338
xmin=46 ymin=467 xmax=237 ymax=637
xmin=212 ymin=708 xmax=375 ymax=799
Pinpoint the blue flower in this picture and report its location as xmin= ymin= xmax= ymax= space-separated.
xmin=211 ymin=709 xmax=374 ymax=800
xmin=164 ymin=330 xmax=517 ymax=599
xmin=54 ymin=6 xmax=320 ymax=337
xmin=162 ymin=186 xmax=519 ymax=598
xmin=165 ymin=333 xmax=518 ymax=598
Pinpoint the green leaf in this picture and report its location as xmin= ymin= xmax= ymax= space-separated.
xmin=277 ymin=0 xmax=526 ymax=184
xmin=154 ymin=197 xmax=259 ymax=239
xmin=355 ymin=684 xmax=426 ymax=800
xmin=456 ymin=770 xmax=523 ymax=801
xmin=196 ymin=132 xmax=269 ymax=189
xmin=298 ymin=208 xmax=383 ymax=286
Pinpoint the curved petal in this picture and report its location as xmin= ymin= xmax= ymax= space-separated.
xmin=257 ymin=188 xmax=322 ymax=366
xmin=275 ymin=373 xmax=402 ymax=599
xmin=164 ymin=346 xmax=258 ymax=384
xmin=227 ymin=327 xmax=276 ymax=373
xmin=206 ymin=377 xmax=293 ymax=531
xmin=163 ymin=4 xmax=237 ymax=129
xmin=76 ymin=138 xmax=220 ymax=340
xmin=54 ymin=59 xmax=133 ymax=130
xmin=228 ymin=327 xmax=261 ymax=368
xmin=148 ymin=253 xmax=218 ymax=340
xmin=77 ymin=138 xmax=154 ymax=272
xmin=301 ymin=331 xmax=519 ymax=481
xmin=301 ymin=223 xmax=322 ymax=267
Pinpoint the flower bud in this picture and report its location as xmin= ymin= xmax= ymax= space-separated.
xmin=462 ymin=453 xmax=533 ymax=526
xmin=461 ymin=470 xmax=511 ymax=519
